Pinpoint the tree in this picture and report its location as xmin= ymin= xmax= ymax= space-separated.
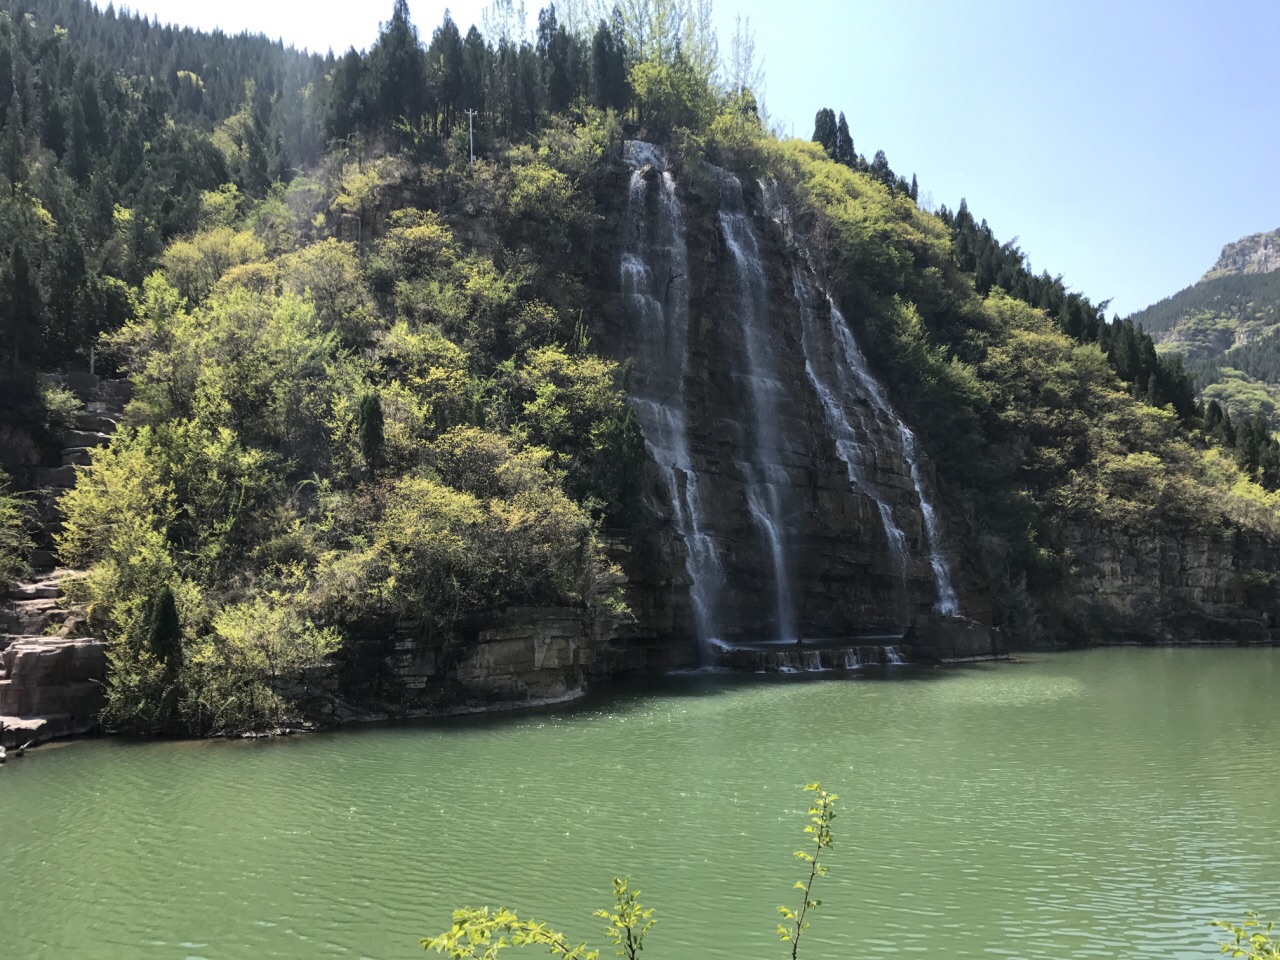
xmin=147 ymin=583 xmax=184 ymax=671
xmin=909 ymin=173 xmax=918 ymax=202
xmin=2 ymin=245 xmax=40 ymax=371
xmin=1212 ymin=914 xmax=1280 ymax=960
xmin=870 ymin=148 xmax=892 ymax=186
xmin=726 ymin=14 xmax=764 ymax=97
xmin=365 ymin=0 xmax=428 ymax=132
xmin=0 ymin=469 xmax=32 ymax=586
xmin=358 ymin=390 xmax=385 ymax=475
xmin=812 ymin=107 xmax=837 ymax=158
xmin=590 ymin=16 xmax=629 ymax=112
xmin=835 ymin=111 xmax=853 ymax=166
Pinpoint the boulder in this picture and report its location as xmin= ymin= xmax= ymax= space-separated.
xmin=904 ymin=615 xmax=1008 ymax=663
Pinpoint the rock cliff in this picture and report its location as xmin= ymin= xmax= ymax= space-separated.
xmin=1203 ymin=228 xmax=1280 ymax=281
xmin=1041 ymin=524 xmax=1280 ymax=646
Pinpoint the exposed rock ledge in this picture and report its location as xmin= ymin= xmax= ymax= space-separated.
xmin=904 ymin=615 xmax=1009 ymax=663
xmin=1045 ymin=526 xmax=1280 ymax=647
xmin=0 ymin=637 xmax=107 ymax=748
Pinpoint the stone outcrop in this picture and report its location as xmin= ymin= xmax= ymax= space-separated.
xmin=0 ymin=569 xmax=107 ymax=747
xmin=0 ymin=374 xmax=127 ymax=745
xmin=1202 ymin=228 xmax=1280 ymax=281
xmin=904 ymin=615 xmax=1008 ymax=662
xmin=711 ymin=638 xmax=907 ymax=672
xmin=0 ymin=637 xmax=107 ymax=747
xmin=303 ymin=606 xmax=619 ymax=725
xmin=1042 ymin=525 xmax=1280 ymax=646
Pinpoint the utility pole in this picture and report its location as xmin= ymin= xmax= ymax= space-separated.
xmin=464 ymin=108 xmax=479 ymax=162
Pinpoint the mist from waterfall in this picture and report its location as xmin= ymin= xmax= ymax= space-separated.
xmin=714 ymin=169 xmax=799 ymax=642
xmin=620 ymin=141 xmax=724 ymax=651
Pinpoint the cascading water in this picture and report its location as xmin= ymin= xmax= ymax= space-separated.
xmin=620 ymin=142 xmax=724 ymax=652
xmin=824 ymin=298 xmax=961 ymax=615
xmin=714 ymin=170 xmax=799 ymax=642
xmin=764 ymin=182 xmax=961 ymax=616
xmin=788 ymin=259 xmax=909 ymax=578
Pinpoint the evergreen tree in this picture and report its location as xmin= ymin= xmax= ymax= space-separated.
xmin=358 ymin=391 xmax=385 ymax=475
xmin=147 ymin=583 xmax=184 ymax=671
xmin=3 ymin=245 xmax=39 ymax=372
xmin=365 ymin=0 xmax=428 ymax=132
xmin=835 ymin=111 xmax=853 ymax=166
xmin=812 ymin=107 xmax=837 ymax=158
xmin=909 ymin=173 xmax=918 ymax=202
xmin=870 ymin=148 xmax=891 ymax=186
xmin=590 ymin=16 xmax=628 ymax=112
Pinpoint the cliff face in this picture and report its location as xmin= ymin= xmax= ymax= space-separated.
xmin=1203 ymin=229 xmax=1280 ymax=281
xmin=583 ymin=148 xmax=994 ymax=658
xmin=1045 ymin=523 xmax=1280 ymax=646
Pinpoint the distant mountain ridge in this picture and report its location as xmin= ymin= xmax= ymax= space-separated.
xmin=1130 ymin=227 xmax=1280 ymax=426
xmin=1203 ymin=228 xmax=1280 ymax=281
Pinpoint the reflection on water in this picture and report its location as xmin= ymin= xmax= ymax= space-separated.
xmin=2 ymin=649 xmax=1279 ymax=960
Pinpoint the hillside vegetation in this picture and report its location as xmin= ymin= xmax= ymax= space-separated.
xmin=1 ymin=0 xmax=1277 ymax=732
xmin=1129 ymin=235 xmax=1280 ymax=432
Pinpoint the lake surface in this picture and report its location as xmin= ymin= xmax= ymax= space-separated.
xmin=3 ymin=649 xmax=1279 ymax=960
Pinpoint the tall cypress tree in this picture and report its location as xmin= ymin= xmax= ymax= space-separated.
xmin=812 ymin=107 xmax=837 ymax=158
xmin=147 ymin=583 xmax=184 ymax=671
xmin=835 ymin=111 xmax=853 ymax=166
xmin=358 ymin=391 xmax=385 ymax=476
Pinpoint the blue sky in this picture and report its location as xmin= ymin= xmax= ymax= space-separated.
xmin=100 ymin=0 xmax=1280 ymax=316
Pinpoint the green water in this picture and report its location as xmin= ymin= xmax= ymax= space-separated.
xmin=3 ymin=649 xmax=1279 ymax=960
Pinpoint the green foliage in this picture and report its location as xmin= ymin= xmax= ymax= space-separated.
xmin=777 ymin=782 xmax=838 ymax=960
xmin=357 ymin=391 xmax=386 ymax=476
xmin=423 ymin=783 xmax=838 ymax=960
xmin=39 ymin=381 xmax=83 ymax=434
xmin=423 ymin=908 xmax=599 ymax=960
xmin=421 ymin=875 xmax=655 ymax=960
xmin=1214 ymin=914 xmax=1280 ymax=960
xmin=629 ymin=54 xmax=718 ymax=138
xmin=593 ymin=879 xmax=655 ymax=960
xmin=0 ymin=467 xmax=31 ymax=586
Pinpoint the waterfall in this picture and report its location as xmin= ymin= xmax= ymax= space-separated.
xmin=764 ymin=182 xmax=961 ymax=617
xmin=788 ymin=259 xmax=909 ymax=577
xmin=885 ymin=646 xmax=905 ymax=665
xmin=620 ymin=142 xmax=724 ymax=652
xmin=824 ymin=298 xmax=961 ymax=616
xmin=714 ymin=170 xmax=799 ymax=642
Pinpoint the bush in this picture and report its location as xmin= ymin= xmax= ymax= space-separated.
xmin=0 ymin=469 xmax=31 ymax=586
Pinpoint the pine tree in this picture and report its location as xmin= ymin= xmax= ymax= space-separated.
xmin=812 ymin=107 xmax=837 ymax=158
xmin=358 ymin=390 xmax=385 ymax=476
xmin=365 ymin=0 xmax=428 ymax=132
xmin=835 ymin=111 xmax=853 ymax=166
xmin=909 ymin=173 xmax=918 ymax=202
xmin=147 ymin=583 xmax=184 ymax=671
xmin=870 ymin=149 xmax=891 ymax=186
xmin=3 ymin=245 xmax=39 ymax=372
xmin=591 ymin=17 xmax=628 ymax=112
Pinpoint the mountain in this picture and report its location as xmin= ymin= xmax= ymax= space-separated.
xmin=1203 ymin=228 xmax=1280 ymax=281
xmin=3 ymin=0 xmax=1280 ymax=740
xmin=1129 ymin=229 xmax=1280 ymax=426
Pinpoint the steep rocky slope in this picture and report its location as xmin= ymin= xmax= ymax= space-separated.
xmin=1131 ymin=229 xmax=1280 ymax=423
xmin=1203 ymin=229 xmax=1280 ymax=281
